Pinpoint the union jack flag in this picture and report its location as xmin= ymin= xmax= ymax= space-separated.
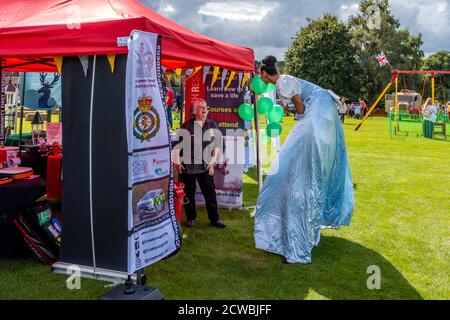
xmin=376 ymin=52 xmax=389 ymax=67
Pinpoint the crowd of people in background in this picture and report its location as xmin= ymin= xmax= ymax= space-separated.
xmin=336 ymin=98 xmax=368 ymax=123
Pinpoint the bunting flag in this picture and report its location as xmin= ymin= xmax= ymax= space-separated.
xmin=78 ymin=56 xmax=89 ymax=77
xmin=175 ymin=68 xmax=182 ymax=77
xmin=107 ymin=54 xmax=116 ymax=74
xmin=225 ymin=71 xmax=236 ymax=91
xmin=241 ymin=72 xmax=250 ymax=89
xmin=186 ymin=66 xmax=202 ymax=81
xmin=185 ymin=68 xmax=193 ymax=77
xmin=193 ymin=66 xmax=202 ymax=76
xmin=221 ymin=69 xmax=228 ymax=90
xmin=238 ymin=73 xmax=243 ymax=89
xmin=203 ymin=66 xmax=211 ymax=83
xmin=53 ymin=56 xmax=63 ymax=73
xmin=210 ymin=66 xmax=220 ymax=88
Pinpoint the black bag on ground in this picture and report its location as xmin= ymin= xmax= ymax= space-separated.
xmin=13 ymin=201 xmax=61 ymax=265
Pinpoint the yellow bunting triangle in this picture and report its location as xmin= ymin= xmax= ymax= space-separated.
xmin=186 ymin=66 xmax=202 ymax=81
xmin=107 ymin=54 xmax=116 ymax=74
xmin=211 ymin=67 xmax=220 ymax=89
xmin=193 ymin=66 xmax=202 ymax=76
xmin=241 ymin=72 xmax=250 ymax=89
xmin=53 ymin=56 xmax=63 ymax=73
xmin=175 ymin=68 xmax=182 ymax=77
xmin=225 ymin=71 xmax=236 ymax=91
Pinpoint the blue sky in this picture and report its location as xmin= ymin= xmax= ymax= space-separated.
xmin=141 ymin=0 xmax=450 ymax=60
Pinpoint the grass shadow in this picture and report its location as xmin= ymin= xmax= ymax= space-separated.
xmin=148 ymin=219 xmax=423 ymax=300
xmin=307 ymin=236 xmax=423 ymax=300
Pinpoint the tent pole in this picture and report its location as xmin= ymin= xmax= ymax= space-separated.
xmin=89 ymin=55 xmax=98 ymax=275
xmin=180 ymin=72 xmax=185 ymax=125
xmin=0 ymin=59 xmax=5 ymax=146
xmin=251 ymin=77 xmax=263 ymax=191
xmin=18 ymin=73 xmax=26 ymax=155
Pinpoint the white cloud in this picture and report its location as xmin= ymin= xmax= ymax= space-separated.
xmin=198 ymin=2 xmax=277 ymax=22
xmin=141 ymin=0 xmax=450 ymax=60
xmin=161 ymin=4 xmax=175 ymax=14
xmin=390 ymin=0 xmax=450 ymax=53
xmin=340 ymin=3 xmax=359 ymax=22
xmin=415 ymin=2 xmax=449 ymax=34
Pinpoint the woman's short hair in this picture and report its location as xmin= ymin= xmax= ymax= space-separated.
xmin=191 ymin=99 xmax=207 ymax=117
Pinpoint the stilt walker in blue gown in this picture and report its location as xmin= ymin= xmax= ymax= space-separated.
xmin=254 ymin=56 xmax=354 ymax=264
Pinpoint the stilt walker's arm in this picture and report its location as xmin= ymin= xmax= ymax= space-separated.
xmin=355 ymin=72 xmax=398 ymax=131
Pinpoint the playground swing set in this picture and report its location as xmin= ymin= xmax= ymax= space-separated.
xmin=355 ymin=69 xmax=450 ymax=140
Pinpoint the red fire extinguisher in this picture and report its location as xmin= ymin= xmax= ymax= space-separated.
xmin=174 ymin=182 xmax=186 ymax=223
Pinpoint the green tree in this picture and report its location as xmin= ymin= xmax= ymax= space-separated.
xmin=422 ymin=51 xmax=450 ymax=103
xmin=285 ymin=14 xmax=361 ymax=100
xmin=349 ymin=0 xmax=424 ymax=105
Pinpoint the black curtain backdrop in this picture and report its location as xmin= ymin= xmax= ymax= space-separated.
xmin=60 ymin=55 xmax=129 ymax=272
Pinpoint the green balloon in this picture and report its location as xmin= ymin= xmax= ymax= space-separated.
xmin=238 ymin=103 xmax=254 ymax=121
xmin=251 ymin=76 xmax=268 ymax=95
xmin=266 ymin=122 xmax=282 ymax=137
xmin=267 ymin=104 xmax=284 ymax=123
xmin=257 ymin=97 xmax=273 ymax=114
xmin=265 ymin=83 xmax=276 ymax=93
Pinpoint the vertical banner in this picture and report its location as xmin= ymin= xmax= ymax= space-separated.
xmin=23 ymin=72 xmax=61 ymax=110
xmin=184 ymin=67 xmax=205 ymax=120
xmin=126 ymin=30 xmax=180 ymax=274
xmin=195 ymin=69 xmax=245 ymax=209
xmin=205 ymin=68 xmax=245 ymax=135
xmin=0 ymin=67 xmax=5 ymax=146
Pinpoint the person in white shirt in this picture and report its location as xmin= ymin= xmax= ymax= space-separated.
xmin=338 ymin=98 xmax=348 ymax=123
xmin=422 ymin=98 xmax=438 ymax=138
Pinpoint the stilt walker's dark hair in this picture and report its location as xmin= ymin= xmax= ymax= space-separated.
xmin=260 ymin=55 xmax=278 ymax=76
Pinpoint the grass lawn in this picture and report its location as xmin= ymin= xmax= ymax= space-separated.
xmin=1 ymin=116 xmax=449 ymax=300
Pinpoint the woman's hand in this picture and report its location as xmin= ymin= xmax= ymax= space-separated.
xmin=174 ymin=162 xmax=185 ymax=175
xmin=207 ymin=161 xmax=215 ymax=176
xmin=292 ymin=95 xmax=304 ymax=114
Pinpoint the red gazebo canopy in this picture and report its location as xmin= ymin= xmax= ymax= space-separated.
xmin=0 ymin=0 xmax=255 ymax=72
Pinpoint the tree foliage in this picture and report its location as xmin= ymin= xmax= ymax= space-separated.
xmin=285 ymin=14 xmax=361 ymax=100
xmin=349 ymin=0 xmax=423 ymax=104
xmin=284 ymin=0 xmax=425 ymax=105
xmin=422 ymin=51 xmax=450 ymax=102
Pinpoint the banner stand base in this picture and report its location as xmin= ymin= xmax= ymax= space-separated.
xmin=100 ymin=277 xmax=164 ymax=300
xmin=52 ymin=262 xmax=137 ymax=284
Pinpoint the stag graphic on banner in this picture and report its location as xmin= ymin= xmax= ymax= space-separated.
xmin=38 ymin=73 xmax=60 ymax=109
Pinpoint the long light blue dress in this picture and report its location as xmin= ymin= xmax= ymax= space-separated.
xmin=254 ymin=75 xmax=354 ymax=263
